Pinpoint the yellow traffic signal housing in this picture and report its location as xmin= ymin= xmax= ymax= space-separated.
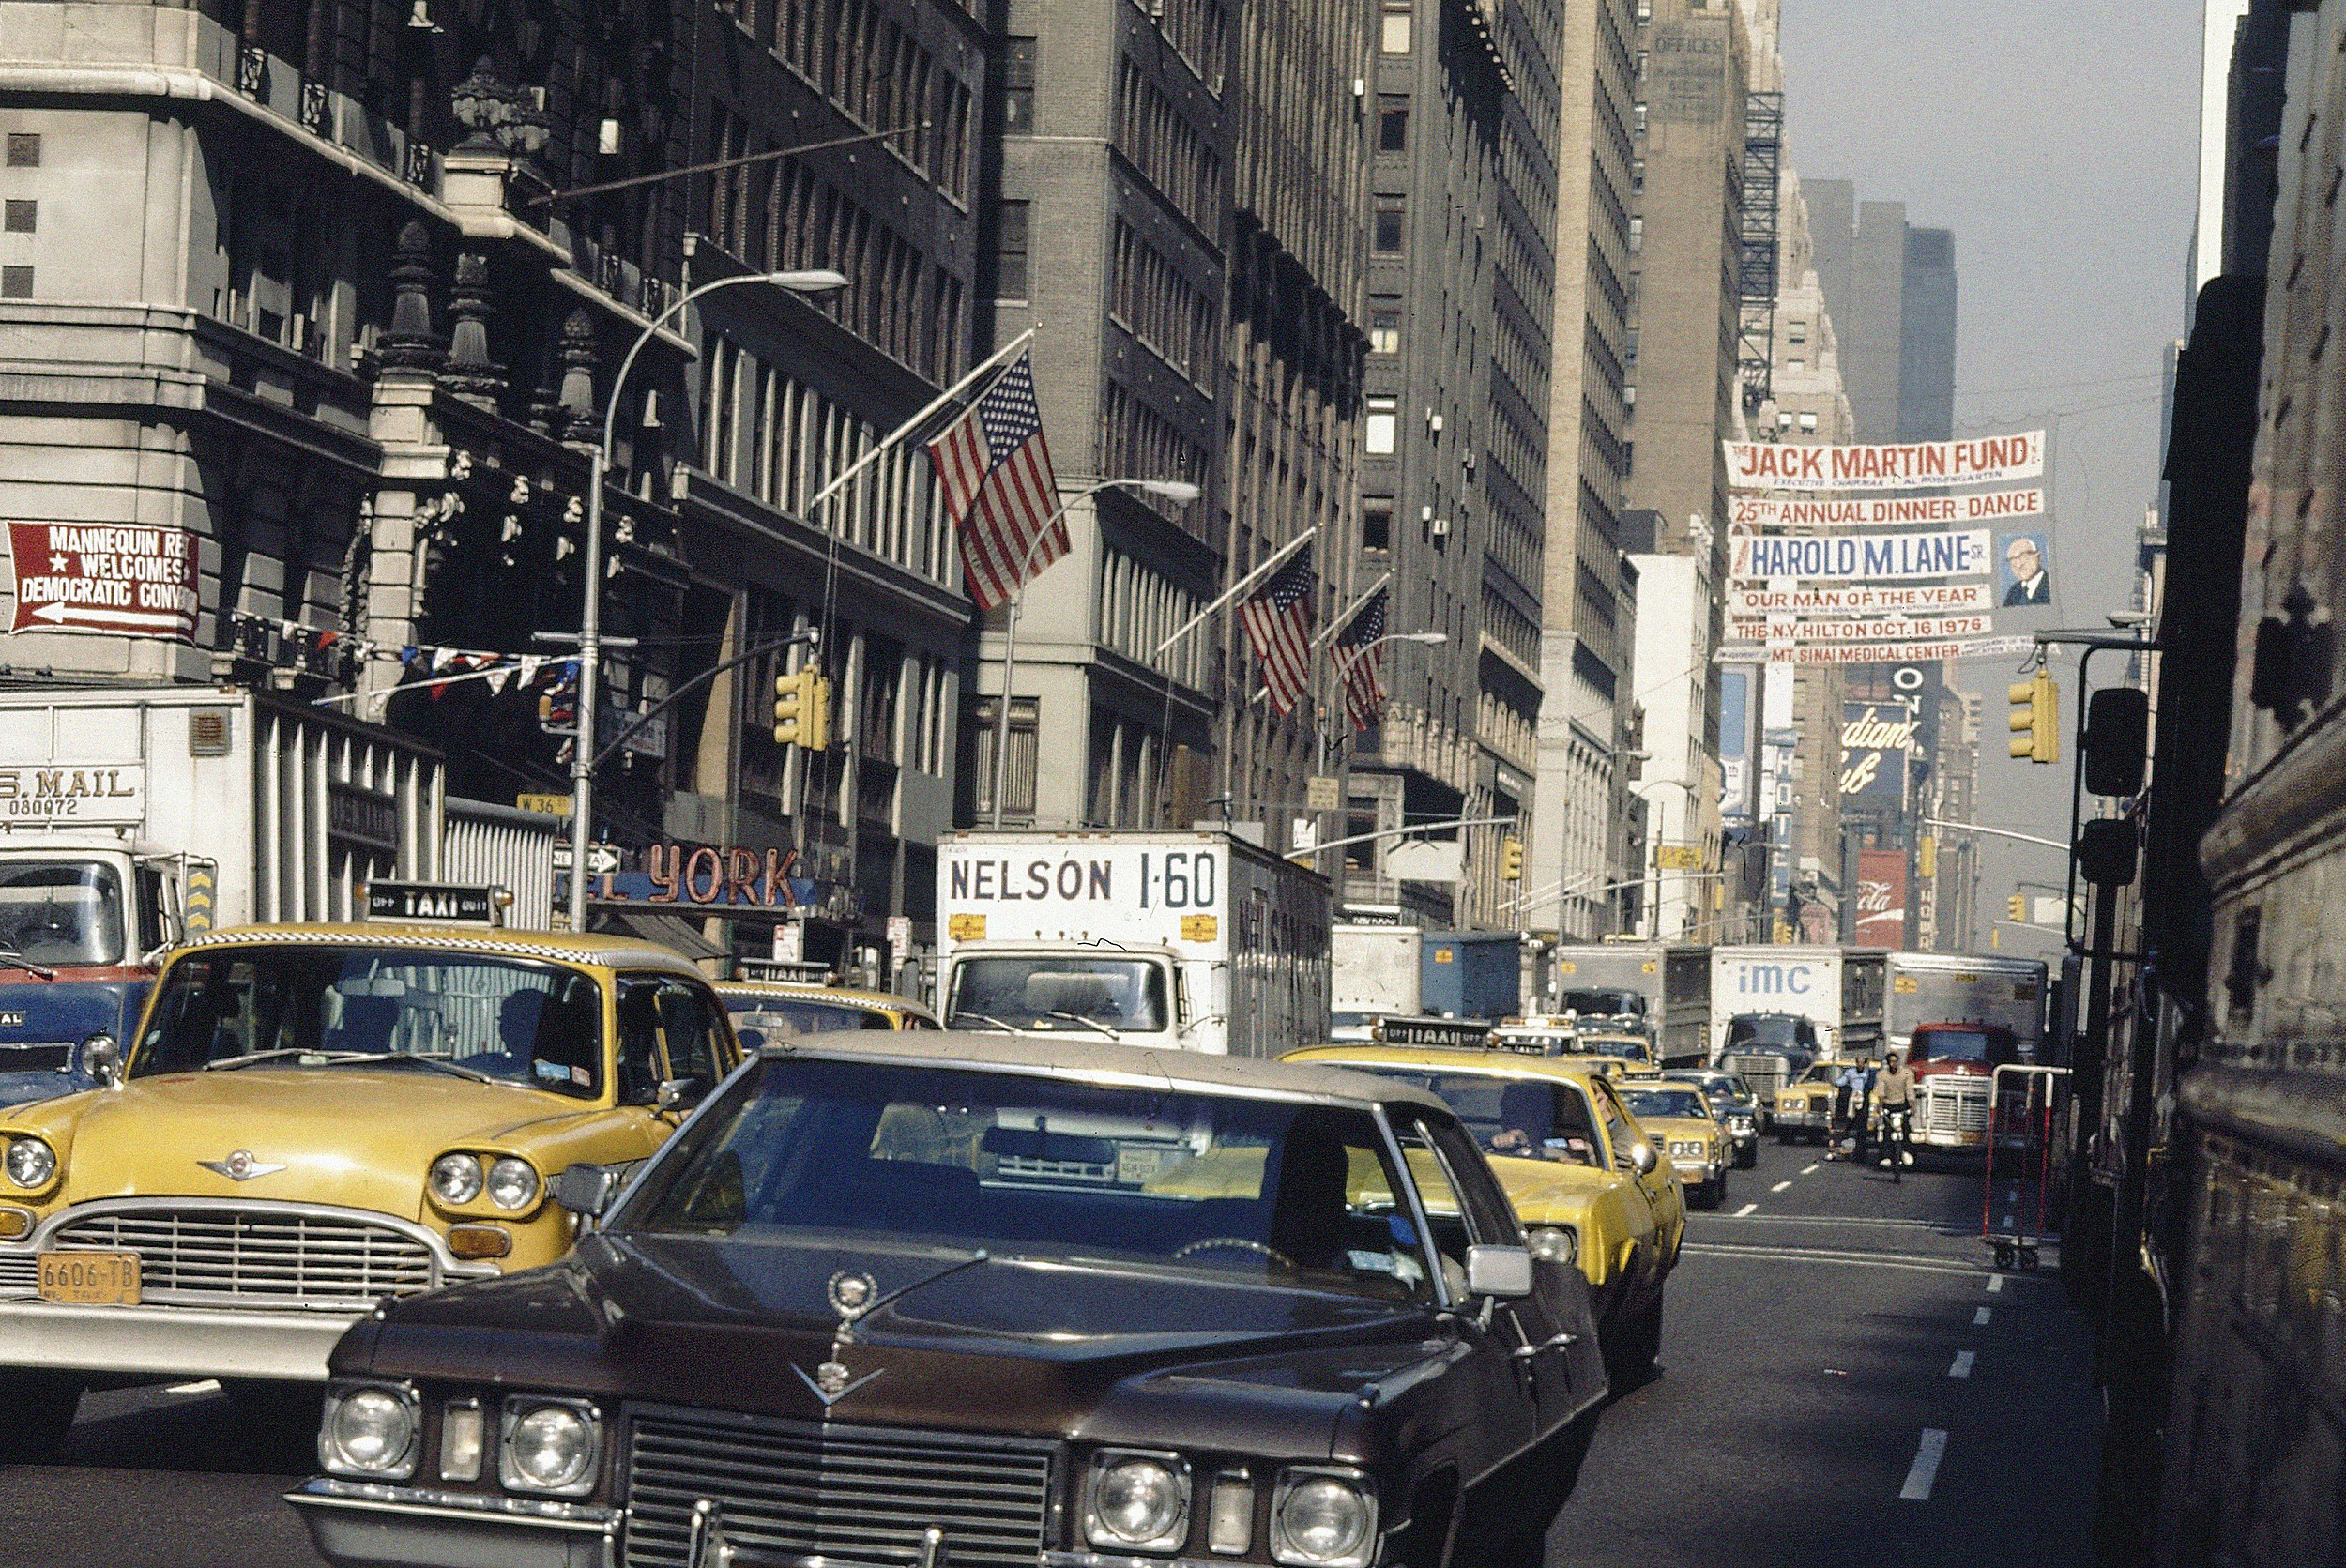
xmin=2007 ymin=670 xmax=2059 ymax=764
xmin=1501 ymin=836 xmax=1524 ymax=880
xmin=775 ymin=668 xmax=833 ymax=750
xmin=2008 ymin=892 xmax=2028 ymax=921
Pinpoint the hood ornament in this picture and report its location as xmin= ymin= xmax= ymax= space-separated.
xmin=198 ymin=1149 xmax=286 ymax=1181
xmin=827 ymin=1270 xmax=876 ymax=1328
xmin=792 ymin=1357 xmax=884 ymax=1408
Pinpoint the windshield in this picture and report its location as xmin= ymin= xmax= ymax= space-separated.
xmin=947 ymin=956 xmax=1168 ymax=1032
xmin=1491 ymin=1030 xmax=1574 ymax=1054
xmin=1728 ymin=1015 xmax=1809 ymax=1047
xmin=0 ymin=860 xmax=125 ymax=967
xmin=1698 ymin=1074 xmax=1754 ymax=1105
xmin=1314 ymin=1063 xmax=1607 ymax=1168
xmin=133 ymin=944 xmax=606 ymax=1097
xmin=1561 ymin=988 xmax=1643 ymax=1016
xmin=1577 ymin=1037 xmax=1650 ymax=1061
xmin=1621 ymin=1087 xmax=1709 ymax=1120
xmin=622 ymin=1057 xmax=1439 ymax=1301
xmin=1911 ymin=1028 xmax=2008 ymax=1065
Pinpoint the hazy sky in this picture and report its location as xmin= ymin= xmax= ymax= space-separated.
xmin=1775 ymin=0 xmax=2208 ymax=954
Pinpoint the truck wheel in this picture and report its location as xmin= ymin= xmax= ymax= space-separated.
xmin=0 ymin=1373 xmax=80 ymax=1460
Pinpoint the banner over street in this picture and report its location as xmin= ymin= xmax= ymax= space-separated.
xmin=1723 ymin=431 xmax=2045 ymax=492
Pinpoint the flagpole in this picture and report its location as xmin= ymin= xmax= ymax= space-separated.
xmin=801 ymin=327 xmax=1036 ymax=521
xmin=1316 ymin=571 xmax=1394 ymax=652
xmin=1150 ymin=525 xmax=1318 ymax=659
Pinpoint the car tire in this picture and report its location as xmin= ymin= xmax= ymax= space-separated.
xmin=1736 ymin=1142 xmax=1758 ymax=1169
xmin=1606 ymin=1293 xmax=1665 ymax=1386
xmin=1708 ymin=1172 xmax=1727 ymax=1210
xmin=0 ymin=1372 xmax=80 ymax=1460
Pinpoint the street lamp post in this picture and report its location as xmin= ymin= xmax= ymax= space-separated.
xmin=986 ymin=477 xmax=1201 ymax=828
xmin=564 ymin=267 xmax=847 ymax=931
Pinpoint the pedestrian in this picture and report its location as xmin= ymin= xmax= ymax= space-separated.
xmin=1851 ymin=1057 xmax=1878 ymax=1165
xmin=1872 ymin=1051 xmax=1918 ymax=1170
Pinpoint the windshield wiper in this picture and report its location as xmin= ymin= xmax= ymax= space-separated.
xmin=948 ymin=1011 xmax=1020 ymax=1032
xmin=0 ymin=950 xmax=57 ymax=981
xmin=204 ymin=1048 xmax=380 ymax=1071
xmin=1047 ymin=1010 xmax=1120 ymax=1040
xmin=319 ymin=1054 xmax=497 ymax=1084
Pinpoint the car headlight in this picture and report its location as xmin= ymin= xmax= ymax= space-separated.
xmin=4 ymin=1135 xmax=54 ymax=1190
xmin=485 ymin=1156 xmax=541 ymax=1211
xmin=1272 ymin=1468 xmax=1377 ymax=1566
xmin=1084 ymin=1450 xmax=1190 ymax=1552
xmin=499 ymin=1397 xmax=601 ymax=1496
xmin=320 ymin=1383 xmax=419 ymax=1479
xmin=430 ymin=1152 xmax=484 ymax=1206
xmin=1526 ymin=1225 xmax=1578 ymax=1266
xmin=1670 ymin=1140 xmax=1703 ymax=1157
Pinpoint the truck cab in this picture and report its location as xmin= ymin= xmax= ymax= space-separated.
xmin=1905 ymin=1020 xmax=2021 ymax=1151
xmin=0 ymin=834 xmax=189 ymax=1106
xmin=1714 ymin=1011 xmax=1822 ymax=1106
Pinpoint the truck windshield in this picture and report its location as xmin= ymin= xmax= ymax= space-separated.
xmin=622 ymin=1056 xmax=1436 ymax=1301
xmin=1911 ymin=1028 xmax=2010 ymax=1065
xmin=0 ymin=860 xmax=125 ymax=967
xmin=947 ymin=956 xmax=1168 ymax=1033
xmin=1561 ymin=989 xmax=1643 ymax=1016
xmin=1727 ymin=1015 xmax=1809 ymax=1048
xmin=132 ymin=944 xmax=607 ymax=1099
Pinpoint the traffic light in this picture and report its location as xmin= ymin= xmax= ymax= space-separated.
xmin=2008 ymin=893 xmax=2028 ymax=922
xmin=1501 ymin=836 xmax=1524 ymax=881
xmin=772 ymin=668 xmax=831 ymax=750
xmin=2007 ymin=670 xmax=2059 ymax=764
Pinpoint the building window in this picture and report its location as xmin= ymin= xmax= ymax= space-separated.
xmin=1798 ymin=411 xmax=1818 ymax=431
xmin=1364 ymin=395 xmax=1397 ymax=455
xmin=4 ymin=133 xmax=38 ymax=168
xmin=1000 ymin=36 xmax=1037 ymax=133
xmin=1786 ymin=358 xmax=1805 ymax=371
xmin=1627 ymin=216 xmax=1642 ymax=253
xmin=994 ymin=199 xmax=1029 ymax=300
xmin=1777 ymin=411 xmax=1793 ymax=429
xmin=1 ymin=201 xmax=32 ymax=233
xmin=0 ymin=266 xmax=29 ymax=298
xmin=1632 ymin=102 xmax=1647 ymax=134
xmin=1373 ymin=197 xmax=1405 ymax=252
xmin=1369 ymin=307 xmax=1400 ymax=355
xmin=1363 ymin=498 xmax=1393 ymax=553
xmin=1379 ymin=97 xmax=1409 ymax=152
xmin=1787 ymin=319 xmax=1807 ymax=343
xmin=967 ymin=696 xmax=1039 ymax=819
xmin=1631 ymin=158 xmax=1644 ymax=192
xmin=1379 ymin=1 xmax=1410 ymax=53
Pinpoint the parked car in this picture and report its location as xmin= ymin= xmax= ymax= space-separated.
xmin=0 ymin=921 xmax=741 ymax=1457
xmin=1683 ymin=1068 xmax=1760 ymax=1166
xmin=1283 ymin=1042 xmax=1683 ymax=1382
xmin=712 ymin=979 xmax=941 ymax=1037
xmin=1613 ymin=1079 xmax=1732 ymax=1210
xmin=289 ymin=1032 xmax=1607 ymax=1568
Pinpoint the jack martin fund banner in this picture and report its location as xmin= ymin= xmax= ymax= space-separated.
xmin=1724 ymin=431 xmax=2046 ymax=493
xmin=7 ymin=523 xmax=199 ymax=638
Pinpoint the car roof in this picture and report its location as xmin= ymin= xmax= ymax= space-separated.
xmin=178 ymin=921 xmax=708 ymax=975
xmin=714 ymin=980 xmax=936 ymax=1012
xmin=1284 ymin=1042 xmax=1617 ymax=1091
xmin=769 ymin=1031 xmax=1455 ymax=1114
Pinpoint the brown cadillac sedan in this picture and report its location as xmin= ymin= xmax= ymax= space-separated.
xmin=286 ymin=1031 xmax=1607 ymax=1568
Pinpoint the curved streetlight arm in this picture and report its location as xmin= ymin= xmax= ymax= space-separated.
xmin=988 ymin=476 xmax=1201 ymax=827
xmin=568 ymin=268 xmax=845 ymax=929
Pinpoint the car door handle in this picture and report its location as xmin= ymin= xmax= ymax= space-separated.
xmin=1513 ymin=1332 xmax=1579 ymax=1360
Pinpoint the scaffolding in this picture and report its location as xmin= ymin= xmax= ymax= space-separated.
xmin=1737 ymin=90 xmax=1783 ymax=415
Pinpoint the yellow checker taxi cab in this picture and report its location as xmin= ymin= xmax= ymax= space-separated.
xmin=712 ymin=978 xmax=942 ymax=1039
xmin=1612 ymin=1075 xmax=1733 ymax=1210
xmin=1773 ymin=1058 xmax=1860 ymax=1145
xmin=1488 ymin=1014 xmax=1655 ymax=1076
xmin=0 ymin=921 xmax=740 ymax=1458
xmin=1283 ymin=1042 xmax=1685 ymax=1379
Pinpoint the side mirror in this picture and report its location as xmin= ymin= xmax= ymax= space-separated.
xmin=553 ymin=1162 xmax=622 ymax=1218
xmin=1464 ymin=1243 xmax=1534 ymax=1299
xmin=81 ymin=1033 xmax=121 ymax=1088
xmin=1622 ymin=1140 xmax=1656 ymax=1175
xmin=655 ymin=1078 xmax=708 ymax=1114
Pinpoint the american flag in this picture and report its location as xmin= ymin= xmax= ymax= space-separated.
xmin=1334 ymin=587 xmax=1389 ymax=730
xmin=925 ymin=352 xmax=1064 ymax=612
xmin=1239 ymin=547 xmax=1317 ymax=716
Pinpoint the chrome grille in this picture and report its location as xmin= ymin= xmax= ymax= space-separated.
xmin=1918 ymin=1080 xmax=1990 ymax=1137
xmin=49 ymin=1208 xmax=437 ymax=1306
xmin=621 ymin=1406 xmax=1055 ymax=1568
xmin=0 ymin=1255 xmax=35 ymax=1292
xmin=1725 ymin=1053 xmax=1789 ymax=1101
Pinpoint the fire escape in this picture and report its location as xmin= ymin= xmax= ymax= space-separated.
xmin=1737 ymin=90 xmax=1783 ymax=416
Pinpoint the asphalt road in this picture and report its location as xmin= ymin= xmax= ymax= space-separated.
xmin=0 ymin=1134 xmax=2095 ymax=1568
xmin=1547 ymin=1132 xmax=2097 ymax=1567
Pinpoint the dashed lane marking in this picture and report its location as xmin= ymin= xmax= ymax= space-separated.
xmin=163 ymin=1379 xmax=221 ymax=1396
xmin=1771 ymin=1180 xmax=1793 ymax=1192
xmin=1734 ymin=1202 xmax=1758 ymax=1216
xmin=1802 ymin=1164 xmax=1820 ymax=1174
xmin=1949 ymin=1350 xmax=1975 ymax=1378
xmin=1901 ymin=1429 xmax=1949 ymax=1499
xmin=1973 ymin=1306 xmax=1992 ymax=1326
xmin=1988 ymin=1274 xmax=2005 ymax=1292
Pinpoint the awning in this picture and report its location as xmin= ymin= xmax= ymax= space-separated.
xmin=597 ymin=909 xmax=728 ymax=961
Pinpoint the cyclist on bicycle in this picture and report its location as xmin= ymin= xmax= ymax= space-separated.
xmin=1872 ymin=1050 xmax=1918 ymax=1171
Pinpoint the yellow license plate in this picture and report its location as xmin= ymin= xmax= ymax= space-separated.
xmin=38 ymin=1250 xmax=141 ymax=1305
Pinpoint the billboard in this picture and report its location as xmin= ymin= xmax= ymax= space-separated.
xmin=1839 ymin=700 xmax=1920 ymax=801
xmin=1723 ymin=431 xmax=2046 ymax=493
xmin=1855 ymin=847 xmax=1910 ymax=947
